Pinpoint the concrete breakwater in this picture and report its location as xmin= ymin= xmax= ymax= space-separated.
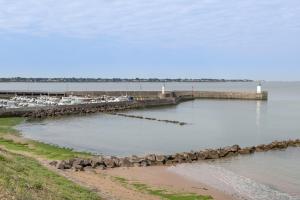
xmin=110 ymin=113 xmax=188 ymax=126
xmin=51 ymin=139 xmax=300 ymax=171
xmin=0 ymin=90 xmax=268 ymax=100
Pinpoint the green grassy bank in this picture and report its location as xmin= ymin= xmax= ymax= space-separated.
xmin=0 ymin=148 xmax=100 ymax=200
xmin=0 ymin=117 xmax=101 ymax=200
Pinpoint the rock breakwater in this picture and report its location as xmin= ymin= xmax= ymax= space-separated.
xmin=50 ymin=139 xmax=300 ymax=171
xmin=0 ymin=98 xmax=178 ymax=118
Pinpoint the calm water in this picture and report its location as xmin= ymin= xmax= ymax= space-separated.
xmin=16 ymin=82 xmax=300 ymax=156
xmin=12 ymin=81 xmax=300 ymax=199
xmin=169 ymin=148 xmax=300 ymax=200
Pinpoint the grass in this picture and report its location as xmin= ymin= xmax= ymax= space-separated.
xmin=0 ymin=138 xmax=92 ymax=160
xmin=114 ymin=176 xmax=213 ymax=200
xmin=0 ymin=149 xmax=100 ymax=200
xmin=0 ymin=117 xmax=24 ymax=135
xmin=0 ymin=117 xmax=92 ymax=160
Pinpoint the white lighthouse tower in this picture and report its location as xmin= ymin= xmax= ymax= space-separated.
xmin=257 ymin=82 xmax=262 ymax=94
xmin=161 ymin=85 xmax=165 ymax=95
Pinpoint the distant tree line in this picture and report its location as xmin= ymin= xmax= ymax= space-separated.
xmin=0 ymin=77 xmax=253 ymax=82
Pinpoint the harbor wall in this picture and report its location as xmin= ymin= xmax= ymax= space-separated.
xmin=176 ymin=91 xmax=268 ymax=100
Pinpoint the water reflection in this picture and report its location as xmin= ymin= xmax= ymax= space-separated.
xmin=256 ymin=101 xmax=261 ymax=127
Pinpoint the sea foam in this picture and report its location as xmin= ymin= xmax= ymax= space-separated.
xmin=168 ymin=163 xmax=300 ymax=200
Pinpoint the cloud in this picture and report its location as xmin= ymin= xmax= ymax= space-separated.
xmin=0 ymin=0 xmax=300 ymax=48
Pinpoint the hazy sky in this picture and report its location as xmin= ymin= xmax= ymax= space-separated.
xmin=0 ymin=0 xmax=299 ymax=80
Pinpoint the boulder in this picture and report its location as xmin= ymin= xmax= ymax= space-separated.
xmin=104 ymin=158 xmax=116 ymax=168
xmin=72 ymin=158 xmax=85 ymax=167
xmin=91 ymin=157 xmax=105 ymax=168
xmin=225 ymin=152 xmax=237 ymax=158
xmin=133 ymin=162 xmax=141 ymax=167
xmin=74 ymin=164 xmax=84 ymax=171
xmin=287 ymin=140 xmax=297 ymax=147
xmin=82 ymin=159 xmax=92 ymax=167
xmin=165 ymin=160 xmax=175 ymax=165
xmin=206 ymin=149 xmax=219 ymax=159
xmin=140 ymin=160 xmax=149 ymax=167
xmin=229 ymin=145 xmax=241 ymax=152
xmin=238 ymin=148 xmax=250 ymax=154
xmin=49 ymin=161 xmax=58 ymax=167
xmin=119 ymin=157 xmax=133 ymax=167
xmin=173 ymin=153 xmax=184 ymax=163
xmin=188 ymin=152 xmax=199 ymax=161
xmin=95 ymin=164 xmax=106 ymax=170
xmin=129 ymin=155 xmax=139 ymax=163
xmin=198 ymin=150 xmax=209 ymax=160
xmin=57 ymin=161 xmax=66 ymax=169
xmin=155 ymin=155 xmax=166 ymax=163
xmin=255 ymin=144 xmax=266 ymax=152
xmin=145 ymin=154 xmax=156 ymax=162
xmin=218 ymin=145 xmax=240 ymax=157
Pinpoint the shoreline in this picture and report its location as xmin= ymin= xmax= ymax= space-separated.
xmin=0 ymin=117 xmax=228 ymax=199
xmin=103 ymin=165 xmax=233 ymax=200
xmin=1 ymin=117 xmax=300 ymax=200
xmin=50 ymin=164 xmax=230 ymax=200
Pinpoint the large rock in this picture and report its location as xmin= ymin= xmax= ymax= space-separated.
xmin=206 ymin=149 xmax=219 ymax=159
xmin=82 ymin=159 xmax=92 ymax=167
xmin=119 ymin=157 xmax=133 ymax=167
xmin=91 ymin=156 xmax=105 ymax=168
xmin=129 ymin=155 xmax=139 ymax=163
xmin=74 ymin=164 xmax=84 ymax=171
xmin=218 ymin=145 xmax=240 ymax=157
xmin=57 ymin=161 xmax=66 ymax=169
xmin=72 ymin=158 xmax=85 ymax=167
xmin=198 ymin=150 xmax=209 ymax=160
xmin=145 ymin=154 xmax=156 ymax=162
xmin=188 ymin=151 xmax=199 ymax=161
xmin=155 ymin=155 xmax=166 ymax=164
xmin=229 ymin=145 xmax=241 ymax=152
xmin=225 ymin=151 xmax=237 ymax=158
xmin=182 ymin=152 xmax=193 ymax=162
xmin=238 ymin=147 xmax=255 ymax=154
xmin=140 ymin=160 xmax=149 ymax=167
xmin=104 ymin=158 xmax=116 ymax=168
xmin=49 ymin=160 xmax=58 ymax=167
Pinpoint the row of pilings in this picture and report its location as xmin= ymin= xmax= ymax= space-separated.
xmin=110 ymin=112 xmax=188 ymax=125
xmin=50 ymin=139 xmax=300 ymax=171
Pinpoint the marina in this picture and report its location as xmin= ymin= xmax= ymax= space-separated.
xmin=0 ymin=94 xmax=133 ymax=109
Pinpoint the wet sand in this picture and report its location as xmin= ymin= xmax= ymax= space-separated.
xmin=104 ymin=166 xmax=233 ymax=200
xmin=54 ymin=165 xmax=233 ymax=200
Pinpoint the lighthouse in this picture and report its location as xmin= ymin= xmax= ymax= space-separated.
xmin=257 ymin=82 xmax=262 ymax=94
xmin=161 ymin=85 xmax=165 ymax=95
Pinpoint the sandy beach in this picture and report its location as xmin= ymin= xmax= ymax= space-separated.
xmin=54 ymin=165 xmax=233 ymax=200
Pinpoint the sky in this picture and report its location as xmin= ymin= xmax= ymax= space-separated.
xmin=0 ymin=0 xmax=299 ymax=80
